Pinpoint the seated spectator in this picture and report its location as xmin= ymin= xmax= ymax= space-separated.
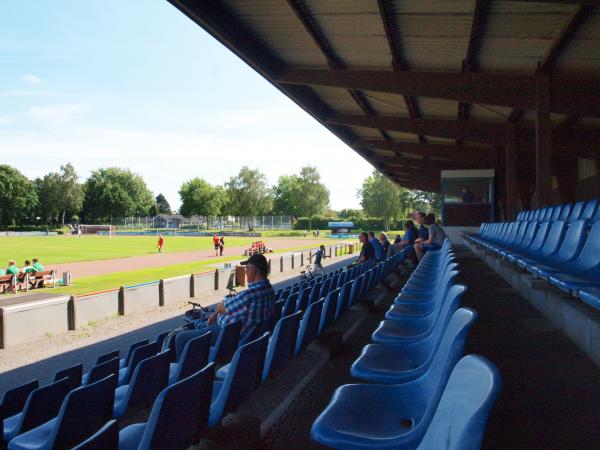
xmin=400 ymin=220 xmax=417 ymax=247
xmin=379 ymin=232 xmax=390 ymax=256
xmin=32 ymin=258 xmax=44 ymax=272
xmin=414 ymin=211 xmax=429 ymax=241
xmin=368 ymin=231 xmax=385 ymax=261
xmin=175 ymin=253 xmax=275 ymax=356
xmin=6 ymin=260 xmax=19 ymax=276
xmin=414 ymin=214 xmax=447 ymax=261
xmin=22 ymin=260 xmax=36 ymax=274
xmin=0 ymin=268 xmax=4 ymax=276
xmin=356 ymin=232 xmax=375 ymax=264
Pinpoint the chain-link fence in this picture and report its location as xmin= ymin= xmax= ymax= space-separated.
xmin=112 ymin=215 xmax=292 ymax=231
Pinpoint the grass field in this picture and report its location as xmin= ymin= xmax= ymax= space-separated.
xmin=0 ymin=235 xmax=268 ymax=265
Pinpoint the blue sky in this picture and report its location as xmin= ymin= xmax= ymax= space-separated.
xmin=0 ymin=0 xmax=374 ymax=210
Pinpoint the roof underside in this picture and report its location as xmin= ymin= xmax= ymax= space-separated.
xmin=168 ymin=0 xmax=600 ymax=192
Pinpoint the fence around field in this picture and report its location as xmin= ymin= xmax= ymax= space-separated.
xmin=113 ymin=215 xmax=293 ymax=231
xmin=0 ymin=242 xmax=359 ymax=348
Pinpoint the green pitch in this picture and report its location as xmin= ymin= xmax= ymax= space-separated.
xmin=0 ymin=235 xmax=259 ymax=265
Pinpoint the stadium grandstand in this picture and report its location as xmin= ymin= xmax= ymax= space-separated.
xmin=3 ymin=1 xmax=600 ymax=449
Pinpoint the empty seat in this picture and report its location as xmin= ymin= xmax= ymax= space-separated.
xmin=119 ymin=363 xmax=215 ymax=450
xmin=515 ymin=220 xmax=568 ymax=269
xmin=71 ymin=420 xmax=118 ymax=450
xmin=352 ymin=308 xmax=477 ymax=385
xmin=118 ymin=341 xmax=159 ymax=386
xmin=3 ymin=378 xmax=70 ymax=444
xmin=262 ymin=311 xmax=302 ymax=381
xmin=83 ymin=357 xmax=119 ymax=387
xmin=169 ymin=331 xmax=211 ymax=384
xmin=568 ymin=201 xmax=585 ymax=221
xmin=559 ymin=203 xmax=573 ymax=220
xmin=119 ymin=339 xmax=149 ymax=369
xmin=54 ymin=363 xmax=83 ymax=392
xmin=209 ymin=333 xmax=269 ymax=427
xmin=96 ymin=350 xmax=119 ymax=366
xmin=415 ymin=355 xmax=502 ymax=450
xmin=209 ymin=320 xmax=242 ymax=364
xmin=295 ymin=299 xmax=325 ymax=355
xmin=319 ymin=288 xmax=341 ymax=335
xmin=8 ymin=375 xmax=115 ymax=450
xmin=0 ymin=380 xmax=39 ymax=442
xmin=113 ymin=351 xmax=170 ymax=419
xmin=581 ymin=199 xmax=599 ymax=220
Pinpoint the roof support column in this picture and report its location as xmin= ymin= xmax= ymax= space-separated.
xmin=555 ymin=156 xmax=578 ymax=203
xmin=535 ymin=75 xmax=553 ymax=208
xmin=594 ymin=151 xmax=600 ymax=197
xmin=505 ymin=123 xmax=518 ymax=220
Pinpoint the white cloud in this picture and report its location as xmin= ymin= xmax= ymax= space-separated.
xmin=27 ymin=104 xmax=91 ymax=128
xmin=0 ymin=115 xmax=15 ymax=126
xmin=23 ymin=74 xmax=42 ymax=84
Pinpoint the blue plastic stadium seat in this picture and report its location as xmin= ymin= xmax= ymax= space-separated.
xmin=262 ymin=311 xmax=302 ymax=381
xmin=281 ymin=292 xmax=298 ymax=318
xmin=3 ymin=378 xmax=70 ymax=444
xmin=319 ymin=288 xmax=341 ymax=335
xmin=168 ymin=331 xmax=211 ymax=384
xmin=119 ymin=339 xmax=149 ymax=369
xmin=0 ymin=380 xmax=39 ymax=444
xmin=515 ymin=220 xmax=568 ymax=269
xmin=269 ymin=300 xmax=285 ymax=331
xmin=8 ymin=375 xmax=115 ymax=450
xmin=372 ymin=285 xmax=467 ymax=345
xmin=96 ymin=350 xmax=119 ymax=366
xmin=504 ymin=221 xmax=550 ymax=264
xmin=117 ymin=341 xmax=159 ymax=386
xmin=352 ymin=308 xmax=476 ymax=385
xmin=54 ymin=363 xmax=83 ymax=393
xmin=154 ymin=329 xmax=172 ymax=349
xmin=414 ymin=355 xmax=502 ymax=450
xmin=119 ymin=363 xmax=214 ymax=450
xmin=294 ymin=288 xmax=311 ymax=314
xmin=335 ymin=281 xmax=352 ymax=321
xmin=295 ymin=299 xmax=325 ymax=355
xmin=568 ymin=201 xmax=586 ymax=222
xmin=559 ymin=203 xmax=573 ymax=220
xmin=83 ymin=357 xmax=119 ymax=387
xmin=581 ymin=199 xmax=599 ymax=220
xmin=209 ymin=333 xmax=269 ymax=427
xmin=70 ymin=420 xmax=118 ymax=450
xmin=113 ymin=351 xmax=170 ymax=419
xmin=525 ymin=219 xmax=588 ymax=278
xmin=209 ymin=320 xmax=242 ymax=364
xmin=310 ymin=320 xmax=469 ymax=449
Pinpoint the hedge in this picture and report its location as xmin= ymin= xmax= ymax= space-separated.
xmin=293 ymin=216 xmax=413 ymax=231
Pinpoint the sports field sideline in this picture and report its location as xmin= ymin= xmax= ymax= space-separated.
xmin=0 ymin=235 xmax=351 ymax=296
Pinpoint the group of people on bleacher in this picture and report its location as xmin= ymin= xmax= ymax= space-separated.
xmin=356 ymin=211 xmax=447 ymax=264
xmin=0 ymin=259 xmax=44 ymax=276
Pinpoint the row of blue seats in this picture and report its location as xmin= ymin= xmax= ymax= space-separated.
xmin=516 ymin=199 xmax=599 ymax=223
xmin=467 ymin=202 xmax=600 ymax=310
xmin=1 ymin=252 xmax=405 ymax=449
xmin=311 ymin=240 xmax=502 ymax=449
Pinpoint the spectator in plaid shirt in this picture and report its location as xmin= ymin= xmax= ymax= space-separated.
xmin=175 ymin=253 xmax=276 ymax=356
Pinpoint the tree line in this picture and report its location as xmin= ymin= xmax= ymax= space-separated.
xmin=0 ymin=164 xmax=438 ymax=230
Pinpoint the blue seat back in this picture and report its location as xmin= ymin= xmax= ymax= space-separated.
xmin=320 ymin=277 xmax=333 ymax=297
xmin=0 ymin=379 xmax=38 ymax=420
xmin=282 ymin=292 xmax=298 ymax=317
xmin=537 ymin=220 xmax=568 ymax=258
xmin=309 ymin=281 xmax=323 ymax=304
xmin=138 ymin=364 xmax=215 ymax=450
xmin=215 ymin=333 xmax=269 ymax=424
xmin=96 ymin=350 xmax=119 ymax=366
xmin=172 ymin=332 xmax=211 ymax=383
xmin=86 ymin=357 xmax=119 ymax=387
xmin=263 ymin=311 xmax=302 ymax=380
xmin=295 ymin=299 xmax=325 ymax=355
xmin=269 ymin=300 xmax=285 ymax=331
xmin=525 ymin=221 xmax=551 ymax=253
xmin=570 ymin=220 xmax=600 ymax=271
xmin=541 ymin=208 xmax=553 ymax=222
xmin=337 ymin=281 xmax=352 ymax=315
xmin=238 ymin=321 xmax=270 ymax=347
xmin=551 ymin=219 xmax=588 ymax=263
xmin=17 ymin=377 xmax=70 ymax=436
xmin=155 ymin=330 xmax=172 ymax=349
xmin=54 ymin=363 xmax=83 ymax=392
xmin=126 ymin=351 xmax=170 ymax=415
xmin=416 ymin=355 xmax=501 ymax=450
xmin=210 ymin=320 xmax=242 ymax=364
xmin=582 ymin=200 xmax=599 ymax=220
xmin=122 ymin=339 xmax=149 ymax=367
xmin=122 ymin=341 xmax=159 ymax=385
xmin=319 ymin=288 xmax=341 ymax=335
xmin=70 ymin=420 xmax=118 ymax=450
xmin=516 ymin=221 xmax=539 ymax=250
xmin=53 ymin=375 xmax=116 ymax=449
xmin=295 ymin=288 xmax=310 ymax=314
xmin=550 ymin=205 xmax=563 ymax=221
xmin=559 ymin=203 xmax=573 ymax=220
xmin=569 ymin=201 xmax=585 ymax=221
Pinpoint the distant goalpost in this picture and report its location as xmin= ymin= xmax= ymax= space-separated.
xmin=78 ymin=224 xmax=114 ymax=237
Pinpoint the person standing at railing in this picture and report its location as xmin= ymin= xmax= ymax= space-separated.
xmin=313 ymin=244 xmax=328 ymax=273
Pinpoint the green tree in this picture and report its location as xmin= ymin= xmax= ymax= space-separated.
xmin=272 ymin=175 xmax=297 ymax=216
xmin=35 ymin=174 xmax=61 ymax=224
xmin=224 ymin=167 xmax=273 ymax=217
xmin=338 ymin=208 xmax=364 ymax=219
xmin=179 ymin=177 xmax=224 ymax=218
xmin=155 ymin=193 xmax=171 ymax=214
xmin=293 ymin=167 xmax=330 ymax=228
xmin=0 ymin=165 xmax=38 ymax=228
xmin=82 ymin=167 xmax=155 ymax=222
xmin=35 ymin=163 xmax=84 ymax=226
xmin=358 ymin=170 xmax=404 ymax=230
